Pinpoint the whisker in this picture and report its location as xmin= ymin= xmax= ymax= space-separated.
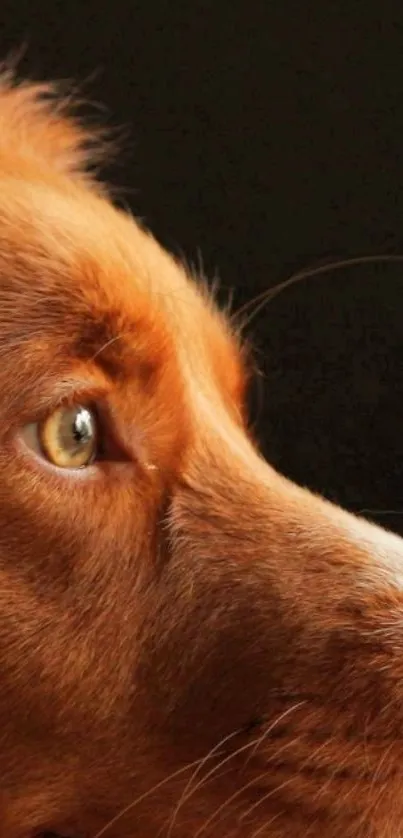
xmin=92 ymin=755 xmax=214 ymax=838
xmin=171 ymin=703 xmax=305 ymax=832
xmin=233 ymin=253 xmax=403 ymax=330
xmin=93 ymin=722 xmax=265 ymax=838
xmin=242 ymin=702 xmax=305 ymax=770
xmin=164 ymin=725 xmax=244 ymax=838
xmin=249 ymin=811 xmax=283 ymax=838
xmin=310 ymin=740 xmax=362 ymax=806
xmin=182 ymin=705 xmax=304 ymax=838
xmin=191 ymin=768 xmax=270 ymax=838
xmin=165 ymin=732 xmax=265 ymax=838
xmin=191 ymin=733 xmax=305 ymax=838
xmin=365 ymin=740 xmax=395 ymax=825
xmin=237 ymin=738 xmax=334 ymax=829
xmin=90 ymin=333 xmax=125 ymax=362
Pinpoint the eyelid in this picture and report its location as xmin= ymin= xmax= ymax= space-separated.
xmin=31 ymin=381 xmax=110 ymax=425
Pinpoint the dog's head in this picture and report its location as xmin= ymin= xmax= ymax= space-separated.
xmin=0 ymin=75 xmax=402 ymax=838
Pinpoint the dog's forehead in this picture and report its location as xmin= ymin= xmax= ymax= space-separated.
xmin=0 ymin=181 xmax=187 ymax=326
xmin=0 ymin=178 xmax=242 ymax=397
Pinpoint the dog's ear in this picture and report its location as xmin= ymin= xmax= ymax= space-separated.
xmin=0 ymin=71 xmax=112 ymax=185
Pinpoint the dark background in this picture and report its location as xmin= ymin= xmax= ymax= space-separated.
xmin=2 ymin=2 xmax=403 ymax=532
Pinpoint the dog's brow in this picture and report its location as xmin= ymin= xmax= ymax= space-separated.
xmin=36 ymin=375 xmax=110 ymax=410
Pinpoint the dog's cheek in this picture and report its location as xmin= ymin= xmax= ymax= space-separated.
xmin=0 ymin=481 xmax=157 ymax=741
xmin=131 ymin=553 xmax=291 ymax=758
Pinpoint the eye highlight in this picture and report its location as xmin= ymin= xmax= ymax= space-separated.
xmin=23 ymin=404 xmax=98 ymax=469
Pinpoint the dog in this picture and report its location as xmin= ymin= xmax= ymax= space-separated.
xmin=0 ymin=72 xmax=402 ymax=838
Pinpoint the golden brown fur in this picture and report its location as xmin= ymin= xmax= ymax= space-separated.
xmin=0 ymin=73 xmax=402 ymax=838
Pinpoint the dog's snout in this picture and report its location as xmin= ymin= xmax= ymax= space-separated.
xmin=166 ymin=427 xmax=403 ymax=746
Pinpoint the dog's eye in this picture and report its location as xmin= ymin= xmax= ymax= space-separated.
xmin=25 ymin=404 xmax=98 ymax=469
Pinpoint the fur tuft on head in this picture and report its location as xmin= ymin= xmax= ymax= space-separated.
xmin=0 ymin=67 xmax=115 ymax=186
